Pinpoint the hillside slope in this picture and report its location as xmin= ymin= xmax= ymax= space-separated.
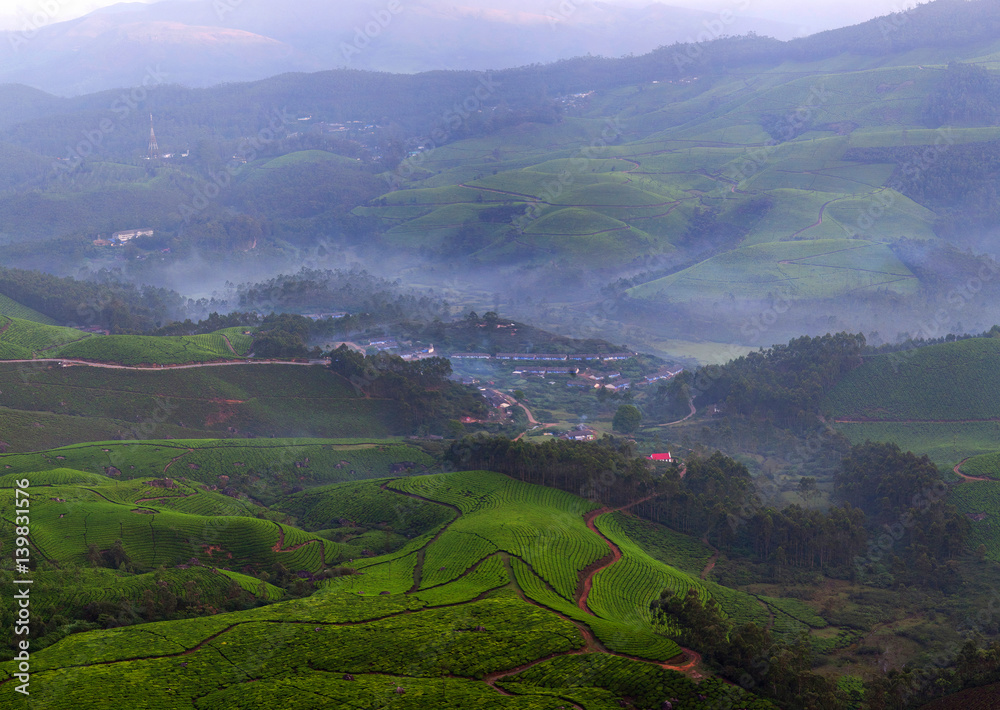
xmin=0 ymin=466 xmax=779 ymax=709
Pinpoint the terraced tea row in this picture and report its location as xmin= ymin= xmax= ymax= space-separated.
xmin=0 ymin=465 xmax=782 ymax=708
xmin=0 ymin=439 xmax=431 ymax=490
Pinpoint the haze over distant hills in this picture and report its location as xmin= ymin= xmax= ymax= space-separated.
xmin=2 ymin=0 xmax=1000 ymax=354
xmin=0 ymin=0 xmax=800 ymax=95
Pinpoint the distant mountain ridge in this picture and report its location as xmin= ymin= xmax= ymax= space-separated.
xmin=0 ymin=0 xmax=799 ymax=95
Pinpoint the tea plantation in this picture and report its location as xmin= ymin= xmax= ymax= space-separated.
xmin=0 ymin=364 xmax=409 ymax=448
xmin=0 ymin=465 xmax=779 ymax=709
xmin=0 ymin=318 xmax=261 ymax=366
xmin=825 ymin=338 xmax=1000 ymax=469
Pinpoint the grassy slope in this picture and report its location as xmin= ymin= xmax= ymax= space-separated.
xmin=949 ymin=482 xmax=1000 ymax=563
xmin=51 ymin=332 xmax=243 ymax=365
xmin=0 ymin=316 xmax=92 ymax=359
xmin=957 ymin=452 xmax=1000 ymax=480
xmin=0 ymin=467 xmax=778 ymax=709
xmin=0 ymin=363 xmax=405 ymax=447
xmin=358 ymin=58 xmax=1000 ymax=304
xmin=0 ymin=474 xmax=337 ymax=572
xmin=0 ymin=294 xmax=57 ymax=324
xmin=825 ymin=338 xmax=1000 ymax=422
xmin=0 ymin=439 xmax=429 ymax=490
xmin=0 ymin=319 xmax=262 ymax=366
xmin=627 ymin=238 xmax=918 ymax=302
xmin=827 ymin=338 xmax=1000 ymax=469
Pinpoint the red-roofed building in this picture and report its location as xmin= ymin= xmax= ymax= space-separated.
xmin=648 ymin=453 xmax=672 ymax=462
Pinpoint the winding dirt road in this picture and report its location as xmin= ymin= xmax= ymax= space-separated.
xmin=383 ymin=479 xmax=704 ymax=685
xmin=0 ymin=357 xmax=327 ymax=371
xmin=953 ymin=458 xmax=993 ymax=483
xmin=577 ymin=497 xmax=703 ymax=675
xmin=658 ymin=397 xmax=696 ymax=427
xmin=513 ymin=401 xmax=559 ymax=441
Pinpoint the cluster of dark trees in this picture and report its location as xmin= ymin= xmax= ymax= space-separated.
xmin=444 ymin=434 xmax=655 ymax=507
xmin=837 ymin=442 xmax=969 ymax=590
xmin=924 ymin=62 xmax=1000 ymax=128
xmin=0 ymin=265 xmax=185 ymax=332
xmin=396 ymin=310 xmax=630 ymax=357
xmin=743 ymin=503 xmax=867 ymax=571
xmin=232 ymin=268 xmax=450 ymax=325
xmin=251 ymin=313 xmax=319 ymax=358
xmin=700 ymin=441 xmax=967 ymax=581
xmin=846 ymin=138 xmax=1000 ymax=239
xmin=151 ymin=310 xmax=261 ymax=336
xmin=864 ymin=640 xmax=1000 ymax=709
xmin=328 ymin=346 xmax=485 ymax=433
xmin=694 ymin=333 xmax=867 ymax=432
xmin=638 ymin=452 xmax=759 ymax=549
xmin=448 ymin=434 xmax=970 ymax=589
xmin=652 ymin=588 xmax=843 ymax=710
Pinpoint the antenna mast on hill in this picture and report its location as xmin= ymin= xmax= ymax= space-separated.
xmin=148 ymin=114 xmax=160 ymax=161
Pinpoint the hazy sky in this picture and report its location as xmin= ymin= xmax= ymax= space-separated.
xmin=0 ymin=0 xmax=917 ymax=34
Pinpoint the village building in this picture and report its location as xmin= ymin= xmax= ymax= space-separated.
xmin=113 ymin=228 xmax=154 ymax=243
xmin=400 ymin=345 xmax=436 ymax=361
xmin=513 ymin=366 xmax=579 ymax=376
xmin=496 ymin=353 xmax=568 ymax=361
xmin=638 ymin=367 xmax=685 ymax=385
xmin=303 ymin=312 xmax=348 ymax=320
xmin=562 ymin=425 xmax=598 ymax=441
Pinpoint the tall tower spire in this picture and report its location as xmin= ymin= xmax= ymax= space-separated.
xmin=148 ymin=114 xmax=160 ymax=161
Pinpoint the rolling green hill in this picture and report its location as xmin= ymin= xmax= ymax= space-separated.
xmin=825 ymin=338 xmax=1000 ymax=422
xmin=359 ymin=61 xmax=994 ymax=287
xmin=0 ymin=317 xmax=259 ymax=365
xmin=0 ymin=362 xmax=414 ymax=449
xmin=0 ymin=316 xmax=93 ymax=359
xmin=627 ymin=238 xmax=918 ymax=303
xmin=0 ymin=473 xmax=339 ymax=572
xmin=826 ymin=337 xmax=1000 ymax=468
xmin=4 ymin=18 xmax=1000 ymax=352
xmin=0 ymin=439 xmax=433 ymax=497
xmin=0 ymin=295 xmax=56 ymax=325
xmin=0 ymin=465 xmax=780 ymax=709
xmin=956 ymin=452 xmax=1000 ymax=481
